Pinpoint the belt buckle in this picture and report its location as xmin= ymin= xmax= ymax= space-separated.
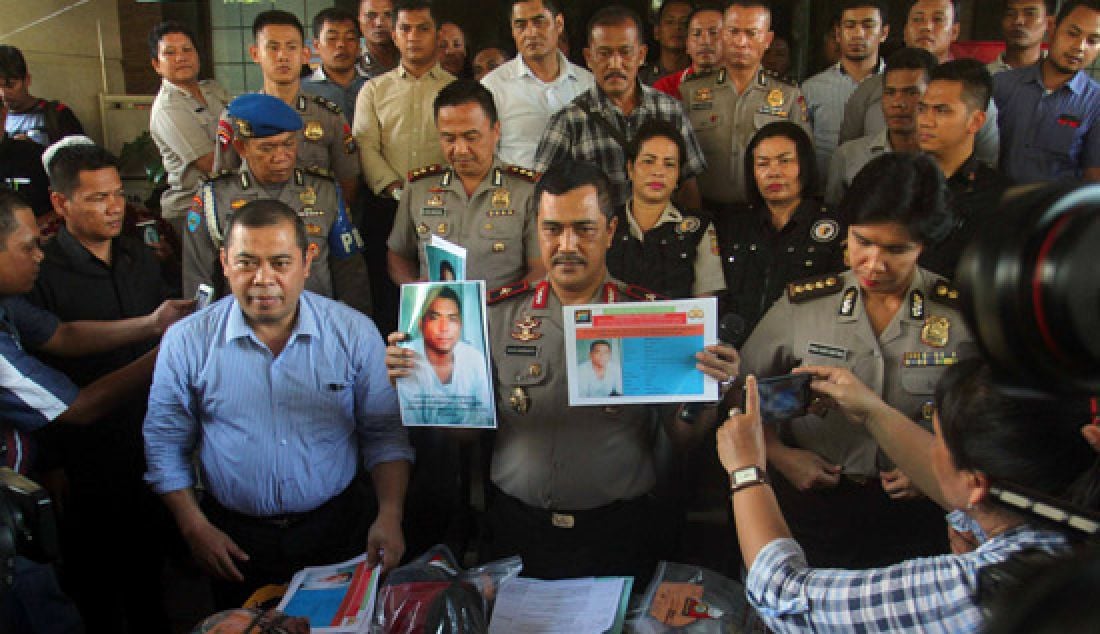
xmin=550 ymin=512 xmax=575 ymax=529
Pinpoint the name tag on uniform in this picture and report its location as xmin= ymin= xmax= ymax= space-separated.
xmin=691 ymin=102 xmax=713 ymax=110
xmin=421 ymin=207 xmax=446 ymax=216
xmin=903 ymin=352 xmax=958 ymax=368
xmin=506 ymin=345 xmax=538 ymax=356
xmin=807 ymin=342 xmax=847 ymax=360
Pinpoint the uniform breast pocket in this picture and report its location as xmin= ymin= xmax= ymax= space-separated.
xmin=1037 ymin=118 xmax=1081 ymax=158
xmin=753 ymin=112 xmax=783 ymax=132
xmin=478 ymin=216 xmax=521 ymax=241
xmin=901 ymin=367 xmax=940 ymax=395
xmin=689 ymin=111 xmax=723 ymax=131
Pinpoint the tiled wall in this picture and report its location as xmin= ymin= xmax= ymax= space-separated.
xmin=210 ymin=0 xmax=337 ymax=96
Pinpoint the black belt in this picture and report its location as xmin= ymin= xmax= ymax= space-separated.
xmin=204 ymin=479 xmax=358 ymax=529
xmin=491 ymin=486 xmax=651 ymax=530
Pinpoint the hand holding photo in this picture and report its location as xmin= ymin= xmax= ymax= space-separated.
xmin=396 ymin=281 xmax=495 ymax=427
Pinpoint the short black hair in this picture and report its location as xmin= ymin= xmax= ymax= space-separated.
xmin=0 ymin=45 xmax=28 ymax=79
xmin=0 ymin=187 xmax=31 ymax=249
xmin=840 ymin=152 xmax=952 ymax=244
xmin=838 ymin=0 xmax=889 ymax=24
xmin=885 ymin=46 xmax=938 ymax=77
xmin=535 ymin=162 xmax=614 ymax=221
xmin=930 ymin=58 xmax=993 ymax=113
xmin=1012 ymin=0 xmax=1060 ymax=16
xmin=419 ymin=285 xmax=463 ymax=326
xmin=935 ymin=358 xmax=1100 ymax=516
xmin=744 ymin=121 xmax=816 ymax=209
xmin=907 ymin=0 xmax=960 ymax=23
xmin=687 ymin=3 xmax=725 ymax=25
xmin=253 ymin=10 xmax=305 ymax=41
xmin=433 ymin=79 xmax=499 ymax=125
xmin=224 ymin=199 xmax=309 ymax=254
xmin=509 ymin=0 xmax=562 ymax=17
xmin=1056 ymin=0 xmax=1100 ymax=26
xmin=628 ymin=119 xmax=685 ymax=165
xmin=587 ymin=6 xmax=646 ymax=44
xmin=393 ymin=0 xmax=439 ymax=27
xmin=46 ymin=144 xmax=120 ymax=198
xmin=656 ymin=0 xmax=694 ymax=23
xmin=590 ymin=339 xmax=612 ymax=352
xmin=313 ymin=8 xmax=361 ymax=39
xmin=148 ymin=21 xmax=199 ymax=61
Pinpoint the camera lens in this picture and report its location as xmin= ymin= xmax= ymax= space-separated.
xmin=956 ymin=183 xmax=1100 ymax=394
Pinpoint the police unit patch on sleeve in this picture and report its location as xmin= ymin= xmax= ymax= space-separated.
xmin=186 ymin=210 xmax=202 ymax=233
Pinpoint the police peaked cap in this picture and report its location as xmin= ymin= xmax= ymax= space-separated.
xmin=226 ymin=93 xmax=303 ymax=138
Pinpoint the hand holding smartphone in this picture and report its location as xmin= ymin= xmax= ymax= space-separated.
xmin=750 ymin=373 xmax=812 ymax=423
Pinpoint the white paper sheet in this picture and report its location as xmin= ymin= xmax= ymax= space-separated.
xmin=488 ymin=577 xmax=625 ymax=634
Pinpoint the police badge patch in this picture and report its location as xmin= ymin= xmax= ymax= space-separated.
xmin=811 ymin=219 xmax=839 ymax=242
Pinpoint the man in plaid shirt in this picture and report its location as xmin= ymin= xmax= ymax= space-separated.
xmin=533 ymin=5 xmax=706 ymax=210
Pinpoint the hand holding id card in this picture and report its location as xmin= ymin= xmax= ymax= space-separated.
xmin=563 ymin=298 xmax=719 ymax=406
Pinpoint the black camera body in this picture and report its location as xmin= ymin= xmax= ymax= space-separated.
xmin=0 ymin=467 xmax=60 ymax=593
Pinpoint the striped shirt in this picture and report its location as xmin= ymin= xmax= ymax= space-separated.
xmin=144 ymin=291 xmax=413 ymax=516
xmin=0 ymin=297 xmax=77 ymax=472
xmin=802 ymin=60 xmax=883 ymax=186
xmin=746 ymin=524 xmax=1072 ymax=633
xmin=533 ymin=82 xmax=707 ymax=207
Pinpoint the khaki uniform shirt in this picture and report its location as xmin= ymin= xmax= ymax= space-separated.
xmin=680 ymin=66 xmax=809 ymax=205
xmin=621 ymin=201 xmax=725 ymax=295
xmin=488 ymin=277 xmax=662 ymax=510
xmin=739 ymin=268 xmax=975 ymax=477
xmin=212 ymin=92 xmax=360 ymax=185
xmin=388 ymin=162 xmax=538 ymax=290
xmin=352 ymin=63 xmax=455 ymax=195
xmin=182 ymin=165 xmax=371 ymax=315
xmin=150 ymin=79 xmax=231 ymax=220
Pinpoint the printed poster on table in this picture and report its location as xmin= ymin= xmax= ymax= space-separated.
xmin=396 ymin=281 xmax=496 ymax=427
xmin=564 ymin=297 xmax=718 ymax=406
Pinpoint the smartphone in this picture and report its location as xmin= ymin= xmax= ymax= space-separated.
xmin=194 ymin=284 xmax=214 ymax=310
xmin=136 ymin=219 xmax=159 ymax=245
xmin=752 ymin=373 xmax=812 ymax=423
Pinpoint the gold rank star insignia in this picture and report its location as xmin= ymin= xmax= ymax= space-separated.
xmin=512 ymin=316 xmax=543 ymax=341
xmin=300 ymin=187 xmax=317 ymax=206
xmin=492 ymin=188 xmax=510 ymax=208
xmin=304 ymin=121 xmax=324 ymax=141
xmin=921 ymin=316 xmax=950 ymax=348
xmin=767 ymin=89 xmax=785 ymax=108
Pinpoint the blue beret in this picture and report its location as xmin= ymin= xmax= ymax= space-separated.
xmin=226 ymin=93 xmax=303 ymax=138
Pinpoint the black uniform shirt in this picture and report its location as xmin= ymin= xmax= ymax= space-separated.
xmin=919 ymin=155 xmax=1010 ymax=282
xmin=716 ymin=199 xmax=847 ymax=335
xmin=0 ymin=133 xmax=50 ymax=215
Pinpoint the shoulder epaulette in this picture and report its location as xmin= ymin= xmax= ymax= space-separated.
xmin=488 ymin=281 xmax=532 ymax=305
xmin=763 ymin=68 xmax=797 ymax=87
xmin=408 ymin=164 xmax=445 ymax=182
xmin=302 ymin=165 xmax=335 ymax=180
xmin=503 ymin=165 xmax=539 ymax=182
xmin=620 ymin=283 xmax=666 ymax=302
xmin=310 ymin=94 xmax=343 ymax=115
xmin=787 ymin=273 xmax=843 ymax=303
xmin=930 ymin=280 xmax=961 ymax=309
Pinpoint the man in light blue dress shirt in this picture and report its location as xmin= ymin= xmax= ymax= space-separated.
xmin=144 ymin=199 xmax=413 ymax=609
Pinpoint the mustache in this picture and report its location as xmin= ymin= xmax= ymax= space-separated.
xmin=551 ymin=254 xmax=586 ymax=266
xmin=603 ymin=72 xmax=627 ymax=80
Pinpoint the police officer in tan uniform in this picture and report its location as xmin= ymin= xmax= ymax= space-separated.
xmin=682 ymin=2 xmax=808 ymax=208
xmin=184 ymin=94 xmax=371 ymax=316
xmin=387 ymin=80 xmax=543 ymax=290
xmin=386 ymin=162 xmax=739 ymax=582
xmin=212 ymin=10 xmax=360 ymax=202
xmin=736 ymin=153 xmax=976 ymax=569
